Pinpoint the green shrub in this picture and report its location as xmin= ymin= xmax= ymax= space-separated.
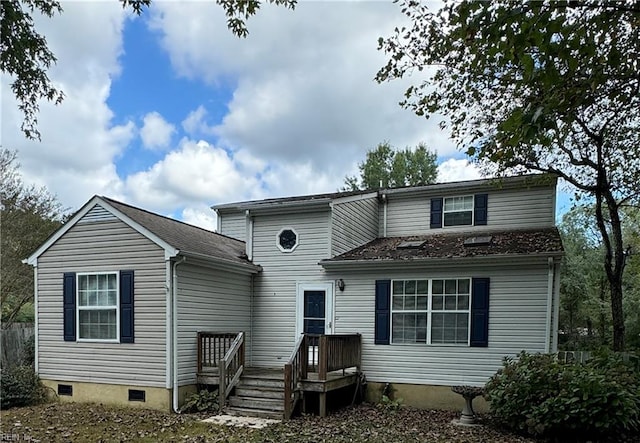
xmin=0 ymin=365 xmax=48 ymax=409
xmin=180 ymin=389 xmax=219 ymax=413
xmin=485 ymin=351 xmax=640 ymax=439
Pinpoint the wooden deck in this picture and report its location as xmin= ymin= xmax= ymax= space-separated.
xmin=196 ymin=332 xmax=362 ymax=418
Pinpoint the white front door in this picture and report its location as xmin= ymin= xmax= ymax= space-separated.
xmin=296 ymin=282 xmax=334 ymax=337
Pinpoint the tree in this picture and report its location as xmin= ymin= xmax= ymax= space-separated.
xmin=1 ymin=149 xmax=66 ymax=328
xmin=343 ymin=141 xmax=438 ymax=191
xmin=0 ymin=0 xmax=296 ymax=140
xmin=377 ymin=0 xmax=640 ymax=350
xmin=558 ymin=206 xmax=610 ymax=349
xmin=559 ymin=204 xmax=640 ymax=350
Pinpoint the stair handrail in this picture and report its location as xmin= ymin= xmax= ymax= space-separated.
xmin=218 ymin=331 xmax=245 ymax=411
xmin=284 ymin=333 xmax=307 ymax=419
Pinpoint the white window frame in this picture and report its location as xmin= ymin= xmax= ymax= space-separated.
xmin=76 ymin=272 xmax=119 ymax=343
xmin=390 ymin=277 xmax=471 ymax=346
xmin=443 ymin=195 xmax=474 ymax=227
xmin=276 ymin=227 xmax=299 ymax=253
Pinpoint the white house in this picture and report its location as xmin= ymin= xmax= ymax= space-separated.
xmin=25 ymin=173 xmax=563 ymax=417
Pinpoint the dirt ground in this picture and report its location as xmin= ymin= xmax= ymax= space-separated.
xmin=0 ymin=401 xmax=539 ymax=442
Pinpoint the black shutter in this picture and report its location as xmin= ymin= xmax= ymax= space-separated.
xmin=375 ymin=280 xmax=391 ymax=345
xmin=470 ymin=277 xmax=490 ymax=347
xmin=120 ymin=270 xmax=134 ymax=343
xmin=63 ymin=272 xmax=76 ymax=342
xmin=474 ymin=194 xmax=488 ymax=226
xmin=430 ymin=198 xmax=443 ymax=228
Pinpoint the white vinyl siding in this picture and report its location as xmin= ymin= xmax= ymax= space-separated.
xmin=326 ymin=260 xmax=550 ymax=387
xmin=382 ymin=186 xmax=555 ymax=237
xmin=331 ymin=197 xmax=378 ymax=256
xmin=176 ymin=263 xmax=252 ymax=386
xmin=219 ymin=212 xmax=246 ymax=241
xmin=250 ymin=211 xmax=330 ymax=367
xmin=37 ymin=217 xmax=167 ymax=387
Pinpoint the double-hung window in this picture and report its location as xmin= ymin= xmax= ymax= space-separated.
xmin=77 ymin=272 xmax=119 ymax=341
xmin=391 ymin=278 xmax=471 ymax=345
xmin=443 ymin=196 xmax=474 ymax=226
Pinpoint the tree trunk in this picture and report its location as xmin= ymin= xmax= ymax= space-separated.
xmin=593 ymin=170 xmax=626 ymax=351
xmin=610 ymin=281 xmax=625 ymax=351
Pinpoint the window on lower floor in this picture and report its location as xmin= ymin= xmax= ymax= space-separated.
xmin=391 ymin=278 xmax=471 ymax=345
xmin=77 ymin=273 xmax=118 ymax=341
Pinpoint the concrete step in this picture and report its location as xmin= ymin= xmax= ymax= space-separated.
xmin=225 ymin=406 xmax=283 ymax=420
xmin=235 ymin=386 xmax=284 ymax=400
xmin=228 ymin=395 xmax=284 ymax=411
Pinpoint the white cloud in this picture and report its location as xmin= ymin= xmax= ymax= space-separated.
xmin=437 ymin=159 xmax=483 ymax=183
xmin=140 ymin=111 xmax=175 ymax=150
xmin=181 ymin=206 xmax=218 ymax=232
xmin=149 ymin=1 xmax=457 ymax=182
xmin=125 ymin=139 xmax=264 ymax=212
xmin=2 ymin=2 xmax=134 ymax=210
xmin=182 ymin=105 xmax=215 ymax=136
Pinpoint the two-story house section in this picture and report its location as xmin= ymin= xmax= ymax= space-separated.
xmin=214 ymin=173 xmax=563 ymax=407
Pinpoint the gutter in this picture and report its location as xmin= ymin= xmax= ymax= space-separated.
xmin=319 ymin=251 xmax=565 ymax=270
xmin=179 ymin=250 xmax=261 ymax=274
xmin=172 ymin=256 xmax=187 ymax=413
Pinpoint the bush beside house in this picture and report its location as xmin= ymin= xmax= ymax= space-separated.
xmin=485 ymin=351 xmax=640 ymax=439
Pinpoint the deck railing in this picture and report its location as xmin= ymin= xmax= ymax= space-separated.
xmin=197 ymin=331 xmax=239 ymax=373
xmin=284 ymin=334 xmax=307 ymax=419
xmin=218 ymin=332 xmax=245 ymax=411
xmin=284 ymin=333 xmax=361 ymax=418
xmin=317 ymin=334 xmax=361 ymax=380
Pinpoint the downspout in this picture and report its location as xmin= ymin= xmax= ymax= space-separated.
xmin=245 ymin=210 xmax=253 ymax=260
xmin=33 ymin=266 xmax=39 ymax=373
xmin=382 ymin=194 xmax=387 ymax=237
xmin=552 ymin=260 xmax=561 ymax=352
xmin=172 ymin=256 xmax=187 ymax=413
xmin=249 ymin=274 xmax=254 ymax=367
xmin=545 ymin=257 xmax=554 ymax=353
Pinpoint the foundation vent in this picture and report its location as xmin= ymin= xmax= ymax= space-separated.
xmin=58 ymin=384 xmax=73 ymax=396
xmin=128 ymin=389 xmax=146 ymax=402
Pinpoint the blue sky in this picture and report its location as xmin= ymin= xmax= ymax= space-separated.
xmin=2 ymin=1 xmax=570 ymax=229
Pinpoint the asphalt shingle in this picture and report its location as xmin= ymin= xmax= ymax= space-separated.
xmin=102 ymin=197 xmax=254 ymax=267
xmin=324 ymin=228 xmax=563 ymax=262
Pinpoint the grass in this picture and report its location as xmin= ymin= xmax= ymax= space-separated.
xmin=0 ymin=401 xmax=537 ymax=442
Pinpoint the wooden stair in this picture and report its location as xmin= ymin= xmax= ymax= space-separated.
xmin=224 ymin=368 xmax=285 ymax=420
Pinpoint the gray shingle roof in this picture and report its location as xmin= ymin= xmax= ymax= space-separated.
xmin=102 ymin=197 xmax=255 ymax=268
xmin=322 ymin=228 xmax=563 ymax=263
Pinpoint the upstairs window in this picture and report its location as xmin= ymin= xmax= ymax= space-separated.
xmin=430 ymin=194 xmax=488 ymax=228
xmin=443 ymin=196 xmax=474 ymax=226
xmin=277 ymin=227 xmax=299 ymax=252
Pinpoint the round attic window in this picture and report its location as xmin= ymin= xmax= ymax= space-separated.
xmin=277 ymin=228 xmax=298 ymax=252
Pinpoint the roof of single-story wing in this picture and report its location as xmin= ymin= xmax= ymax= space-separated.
xmin=101 ymin=197 xmax=255 ymax=266
xmin=321 ymin=227 xmax=563 ymax=264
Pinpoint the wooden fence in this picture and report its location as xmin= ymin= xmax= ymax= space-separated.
xmin=1 ymin=323 xmax=34 ymax=368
